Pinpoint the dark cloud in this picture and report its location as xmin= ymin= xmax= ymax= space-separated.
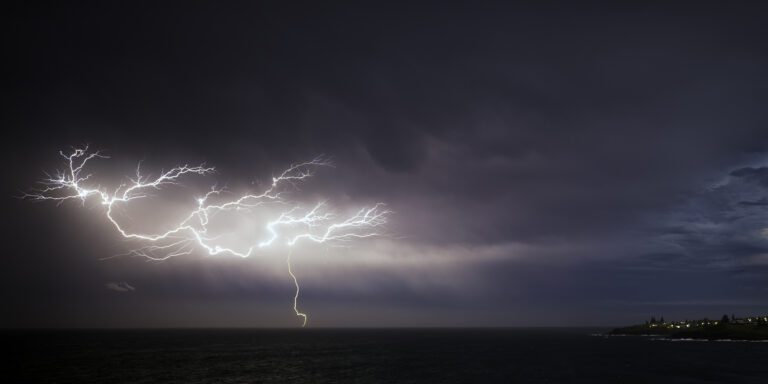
xmin=364 ymin=121 xmax=428 ymax=172
xmin=646 ymin=164 xmax=768 ymax=274
xmin=731 ymin=167 xmax=768 ymax=187
xmin=739 ymin=198 xmax=768 ymax=207
xmin=4 ymin=1 xmax=768 ymax=327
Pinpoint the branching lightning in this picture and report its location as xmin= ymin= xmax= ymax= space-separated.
xmin=24 ymin=146 xmax=390 ymax=326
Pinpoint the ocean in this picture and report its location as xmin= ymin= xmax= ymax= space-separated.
xmin=5 ymin=328 xmax=767 ymax=383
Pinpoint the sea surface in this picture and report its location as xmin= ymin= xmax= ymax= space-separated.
xmin=5 ymin=328 xmax=767 ymax=383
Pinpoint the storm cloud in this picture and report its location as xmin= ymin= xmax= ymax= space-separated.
xmin=4 ymin=1 xmax=768 ymax=327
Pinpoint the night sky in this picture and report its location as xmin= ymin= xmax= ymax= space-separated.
xmin=4 ymin=2 xmax=768 ymax=327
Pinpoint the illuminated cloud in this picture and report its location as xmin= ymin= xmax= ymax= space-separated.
xmin=26 ymin=147 xmax=390 ymax=326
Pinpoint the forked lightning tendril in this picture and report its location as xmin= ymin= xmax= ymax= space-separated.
xmin=24 ymin=146 xmax=390 ymax=326
xmin=286 ymin=248 xmax=307 ymax=327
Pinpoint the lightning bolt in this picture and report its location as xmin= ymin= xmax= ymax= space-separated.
xmin=286 ymin=248 xmax=307 ymax=327
xmin=24 ymin=145 xmax=390 ymax=326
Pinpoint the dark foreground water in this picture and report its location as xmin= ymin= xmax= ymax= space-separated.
xmin=4 ymin=328 xmax=767 ymax=383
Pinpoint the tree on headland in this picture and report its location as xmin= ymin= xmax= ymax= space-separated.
xmin=721 ymin=314 xmax=730 ymax=324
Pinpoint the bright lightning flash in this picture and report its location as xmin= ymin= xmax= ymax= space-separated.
xmin=24 ymin=146 xmax=390 ymax=327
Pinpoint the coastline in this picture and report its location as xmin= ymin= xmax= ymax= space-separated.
xmin=608 ymin=322 xmax=768 ymax=341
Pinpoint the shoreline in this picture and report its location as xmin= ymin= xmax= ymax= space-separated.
xmin=602 ymin=333 xmax=768 ymax=342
